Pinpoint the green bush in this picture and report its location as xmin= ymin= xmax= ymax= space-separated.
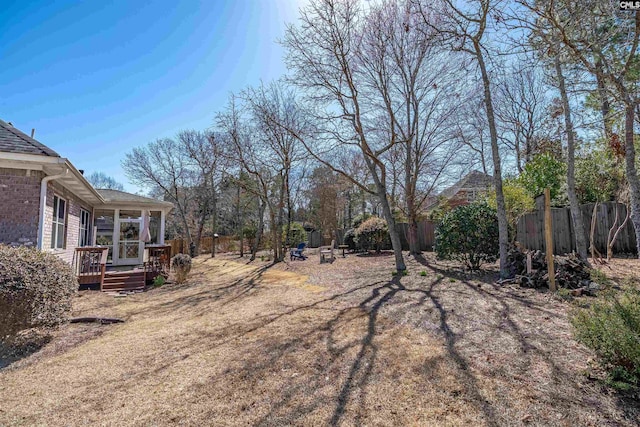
xmin=517 ymin=152 xmax=566 ymax=199
xmin=427 ymin=196 xmax=453 ymax=224
xmin=355 ymin=216 xmax=388 ymax=253
xmin=171 ymin=254 xmax=192 ymax=284
xmin=486 ymin=179 xmax=534 ymax=240
xmin=153 ymin=275 xmax=166 ymax=287
xmin=571 ymin=288 xmax=640 ymax=389
xmin=284 ymin=222 xmax=306 ymax=247
xmin=242 ymin=225 xmax=257 ymax=248
xmin=343 ymin=228 xmax=356 ymax=250
xmin=435 ymin=202 xmax=499 ymax=270
xmin=0 ymin=246 xmax=77 ymax=341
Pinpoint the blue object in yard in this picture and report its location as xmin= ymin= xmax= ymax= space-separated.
xmin=290 ymin=243 xmax=307 ymax=261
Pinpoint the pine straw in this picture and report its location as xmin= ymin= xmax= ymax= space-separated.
xmin=0 ymin=252 xmax=638 ymax=426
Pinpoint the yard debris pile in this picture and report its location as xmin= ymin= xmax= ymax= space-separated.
xmin=503 ymin=246 xmax=597 ymax=295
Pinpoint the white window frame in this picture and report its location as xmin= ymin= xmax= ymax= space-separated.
xmin=79 ymin=208 xmax=91 ymax=247
xmin=51 ymin=195 xmax=67 ymax=249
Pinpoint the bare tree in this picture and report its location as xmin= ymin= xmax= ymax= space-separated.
xmin=179 ymin=130 xmax=224 ymax=255
xmin=282 ymin=0 xmax=409 ymax=271
xmin=123 ymin=138 xmax=197 ymax=247
xmin=418 ymin=0 xmax=511 ymax=277
xmin=86 ymin=171 xmax=125 ymax=191
xmin=217 ymin=96 xmax=270 ymax=261
xmin=360 ymin=0 xmax=464 ymax=255
xmin=494 ymin=61 xmax=552 ymax=171
xmin=242 ymin=81 xmax=310 ymax=262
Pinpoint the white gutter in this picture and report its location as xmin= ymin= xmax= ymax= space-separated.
xmin=37 ymin=169 xmax=69 ymax=250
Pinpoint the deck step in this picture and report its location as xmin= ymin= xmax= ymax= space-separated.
xmin=102 ymin=283 xmax=145 ymax=291
xmin=102 ymin=271 xmax=146 ymax=292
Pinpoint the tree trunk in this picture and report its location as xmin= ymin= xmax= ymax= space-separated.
xmin=367 ymin=159 xmax=406 ymax=272
xmin=475 ymin=41 xmax=509 ymax=278
xmin=210 ymin=185 xmax=217 ymax=258
xmin=275 ymin=174 xmax=286 ymax=263
xmin=251 ymin=199 xmax=266 ymax=261
xmin=177 ymin=202 xmax=193 ymax=249
xmin=405 ymin=140 xmax=420 ymax=255
xmin=236 ymin=183 xmax=244 ymax=258
xmin=555 ymin=57 xmax=589 ymax=262
xmin=285 ymin=167 xmax=293 ymax=250
xmin=595 ymin=60 xmax=612 ymax=138
xmin=623 ymin=103 xmax=640 ymax=258
xmin=269 ymin=208 xmax=278 ymax=262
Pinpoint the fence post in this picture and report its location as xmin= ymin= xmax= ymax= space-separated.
xmin=544 ymin=188 xmax=556 ymax=292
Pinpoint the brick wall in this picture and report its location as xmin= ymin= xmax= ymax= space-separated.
xmin=44 ymin=181 xmax=93 ymax=264
xmin=0 ymin=168 xmax=43 ymax=246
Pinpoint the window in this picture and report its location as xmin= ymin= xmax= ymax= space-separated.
xmin=51 ymin=195 xmax=66 ymax=249
xmin=94 ymin=209 xmax=115 ymax=263
xmin=149 ymin=211 xmax=162 ymax=244
xmin=79 ymin=209 xmax=91 ymax=247
xmin=466 ymin=190 xmax=477 ymax=203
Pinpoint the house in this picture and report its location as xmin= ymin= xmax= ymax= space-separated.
xmin=0 ymin=119 xmax=173 ymax=289
xmin=427 ymin=170 xmax=494 ymax=211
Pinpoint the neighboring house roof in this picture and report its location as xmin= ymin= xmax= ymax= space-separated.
xmin=426 ymin=170 xmax=493 ymax=210
xmin=438 ymin=170 xmax=494 ymax=200
xmin=0 ymin=119 xmax=60 ymax=157
xmin=97 ymin=189 xmax=174 ymax=208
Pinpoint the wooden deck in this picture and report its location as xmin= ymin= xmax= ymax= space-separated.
xmin=73 ymin=245 xmax=171 ymax=292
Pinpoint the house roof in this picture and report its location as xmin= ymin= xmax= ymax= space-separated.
xmin=0 ymin=119 xmax=173 ymax=211
xmin=438 ymin=170 xmax=494 ymax=200
xmin=0 ymin=120 xmax=60 ymax=157
xmin=97 ymin=189 xmax=174 ymax=208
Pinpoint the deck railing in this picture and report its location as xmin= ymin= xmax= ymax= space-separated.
xmin=144 ymin=245 xmax=171 ymax=283
xmin=73 ymin=247 xmax=109 ymax=285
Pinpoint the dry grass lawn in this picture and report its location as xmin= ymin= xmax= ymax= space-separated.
xmin=0 ymin=251 xmax=638 ymax=426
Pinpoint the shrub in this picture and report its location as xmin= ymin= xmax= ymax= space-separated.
xmin=486 ymin=179 xmax=534 ymax=240
xmin=284 ymin=222 xmax=306 ymax=247
xmin=343 ymin=228 xmax=356 ymax=250
xmin=355 ymin=216 xmax=388 ymax=253
xmin=427 ymin=196 xmax=453 ymax=223
xmin=352 ymin=212 xmax=372 ymax=229
xmin=153 ymin=275 xmax=166 ymax=287
xmin=242 ymin=225 xmax=257 ymax=248
xmin=435 ymin=202 xmax=499 ymax=270
xmin=0 ymin=246 xmax=77 ymax=341
xmin=171 ymin=254 xmax=192 ymax=284
xmin=571 ymin=288 xmax=640 ymax=389
xmin=517 ymin=152 xmax=566 ymax=200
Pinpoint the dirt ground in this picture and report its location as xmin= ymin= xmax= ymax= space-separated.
xmin=0 ymin=251 xmax=638 ymax=426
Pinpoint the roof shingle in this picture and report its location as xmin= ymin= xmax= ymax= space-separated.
xmin=96 ymin=189 xmax=173 ymax=207
xmin=0 ymin=119 xmax=60 ymax=157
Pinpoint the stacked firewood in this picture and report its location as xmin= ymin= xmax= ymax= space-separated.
xmin=503 ymin=246 xmax=595 ymax=293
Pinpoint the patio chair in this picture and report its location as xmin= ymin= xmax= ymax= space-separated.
xmin=320 ymin=240 xmax=335 ymax=263
xmin=290 ymin=243 xmax=307 ymax=261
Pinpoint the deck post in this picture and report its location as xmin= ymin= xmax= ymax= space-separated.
xmin=160 ymin=210 xmax=166 ymax=244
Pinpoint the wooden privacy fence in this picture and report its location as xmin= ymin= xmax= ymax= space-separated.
xmin=306 ymin=220 xmax=436 ymax=251
xmin=516 ymin=202 xmax=637 ymax=255
xmin=395 ymin=221 xmax=436 ymax=251
xmin=167 ymin=236 xmax=240 ymax=257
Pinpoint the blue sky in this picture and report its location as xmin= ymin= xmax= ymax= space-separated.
xmin=0 ymin=0 xmax=305 ymax=192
